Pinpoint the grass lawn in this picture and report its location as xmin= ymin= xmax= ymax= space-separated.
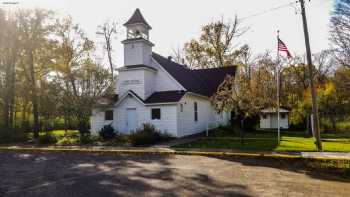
xmin=27 ymin=130 xmax=79 ymax=137
xmin=27 ymin=130 xmax=80 ymax=145
xmin=26 ymin=130 xmax=129 ymax=146
xmin=175 ymin=128 xmax=350 ymax=152
xmin=51 ymin=130 xmax=80 ymax=145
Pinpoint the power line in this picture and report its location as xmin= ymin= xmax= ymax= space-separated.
xmin=239 ymin=1 xmax=299 ymax=21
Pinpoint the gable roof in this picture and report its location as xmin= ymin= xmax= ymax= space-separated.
xmin=93 ymin=94 xmax=119 ymax=108
xmin=152 ymin=52 xmax=236 ymax=97
xmin=145 ymin=90 xmax=186 ymax=104
xmin=113 ymin=90 xmax=185 ymax=107
xmin=261 ymin=107 xmax=290 ymax=113
xmin=119 ymin=64 xmax=158 ymax=72
xmin=192 ymin=67 xmax=236 ymax=96
xmin=123 ymin=8 xmax=152 ymax=29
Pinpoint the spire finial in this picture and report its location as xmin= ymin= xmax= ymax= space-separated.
xmin=124 ymin=8 xmax=152 ymax=29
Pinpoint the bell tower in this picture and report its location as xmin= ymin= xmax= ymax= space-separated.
xmin=122 ymin=9 xmax=154 ymax=66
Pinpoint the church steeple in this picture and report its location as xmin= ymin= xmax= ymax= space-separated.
xmin=122 ymin=9 xmax=154 ymax=66
xmin=124 ymin=8 xmax=152 ymax=40
xmin=124 ymin=8 xmax=152 ymax=29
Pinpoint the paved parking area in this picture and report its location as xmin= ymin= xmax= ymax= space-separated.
xmin=0 ymin=152 xmax=349 ymax=197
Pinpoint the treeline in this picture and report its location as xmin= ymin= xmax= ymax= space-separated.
xmin=1 ymin=1 xmax=349 ymax=143
xmin=0 ymin=9 xmax=114 ymax=140
xmin=175 ymin=5 xmax=350 ymax=132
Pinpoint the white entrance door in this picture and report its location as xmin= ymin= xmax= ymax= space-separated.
xmin=126 ymin=108 xmax=138 ymax=132
xmin=270 ymin=114 xmax=278 ymax=129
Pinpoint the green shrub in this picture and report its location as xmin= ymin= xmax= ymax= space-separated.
xmin=129 ymin=123 xmax=173 ymax=146
xmin=218 ymin=125 xmax=233 ymax=132
xmin=336 ymin=121 xmax=350 ymax=132
xmin=0 ymin=127 xmax=27 ymax=144
xmin=56 ymin=136 xmax=79 ymax=145
xmin=99 ymin=125 xmax=118 ymax=140
xmin=104 ymin=134 xmax=130 ymax=146
xmin=79 ymin=133 xmax=94 ymax=144
xmin=208 ymin=125 xmax=236 ymax=137
xmin=38 ymin=134 xmax=57 ymax=145
xmin=321 ymin=118 xmax=333 ymax=131
xmin=242 ymin=116 xmax=260 ymax=131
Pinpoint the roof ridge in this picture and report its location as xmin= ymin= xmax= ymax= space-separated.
xmin=152 ymin=90 xmax=186 ymax=93
xmin=152 ymin=52 xmax=236 ymax=97
xmin=152 ymin=52 xmax=186 ymax=67
xmin=193 ymin=66 xmax=237 ymax=71
xmin=152 ymin=52 xmax=223 ymax=95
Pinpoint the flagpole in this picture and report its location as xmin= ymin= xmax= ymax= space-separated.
xmin=277 ymin=30 xmax=280 ymax=145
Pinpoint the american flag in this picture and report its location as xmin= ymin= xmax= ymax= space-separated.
xmin=278 ymin=38 xmax=292 ymax=59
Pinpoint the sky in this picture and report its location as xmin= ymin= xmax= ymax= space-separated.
xmin=2 ymin=0 xmax=334 ymax=67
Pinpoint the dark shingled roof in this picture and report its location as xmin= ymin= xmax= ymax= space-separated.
xmin=122 ymin=64 xmax=157 ymax=71
xmin=95 ymin=53 xmax=235 ymax=106
xmin=152 ymin=52 xmax=236 ymax=97
xmin=145 ymin=91 xmax=186 ymax=104
xmin=192 ymin=67 xmax=236 ymax=96
xmin=94 ymin=94 xmax=119 ymax=107
xmin=103 ymin=90 xmax=185 ymax=105
xmin=124 ymin=8 xmax=152 ymax=29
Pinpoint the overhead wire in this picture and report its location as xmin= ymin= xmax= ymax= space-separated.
xmin=239 ymin=1 xmax=300 ymax=21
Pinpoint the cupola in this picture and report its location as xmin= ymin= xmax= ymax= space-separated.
xmin=122 ymin=8 xmax=154 ymax=66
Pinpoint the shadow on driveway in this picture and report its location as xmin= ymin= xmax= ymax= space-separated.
xmin=0 ymin=152 xmax=252 ymax=197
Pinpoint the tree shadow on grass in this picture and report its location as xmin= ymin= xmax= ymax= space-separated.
xmin=0 ymin=152 xmax=253 ymax=197
xmin=183 ymin=138 xmax=280 ymax=151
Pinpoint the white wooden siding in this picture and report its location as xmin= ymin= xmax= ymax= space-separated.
xmin=90 ymin=109 xmax=114 ymax=134
xmin=177 ymin=94 xmax=230 ymax=137
xmin=151 ymin=58 xmax=185 ymax=91
xmin=118 ymin=69 xmax=145 ymax=99
xmin=146 ymin=105 xmax=178 ymax=136
xmin=118 ymin=69 xmax=156 ymax=100
xmin=260 ymin=114 xmax=289 ymax=129
xmin=124 ymin=41 xmax=152 ymax=66
xmin=144 ymin=70 xmax=155 ymax=98
xmin=113 ymin=96 xmax=178 ymax=136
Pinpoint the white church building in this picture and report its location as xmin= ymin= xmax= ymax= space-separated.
xmin=90 ymin=9 xmax=236 ymax=137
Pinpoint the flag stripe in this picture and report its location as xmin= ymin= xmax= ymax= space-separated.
xmin=277 ymin=38 xmax=292 ymax=58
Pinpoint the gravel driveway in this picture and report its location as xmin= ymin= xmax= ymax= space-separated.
xmin=0 ymin=152 xmax=349 ymax=197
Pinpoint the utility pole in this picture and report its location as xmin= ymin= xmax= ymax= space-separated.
xmin=299 ymin=0 xmax=322 ymax=150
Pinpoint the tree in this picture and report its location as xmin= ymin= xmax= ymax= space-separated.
xmin=183 ymin=16 xmax=247 ymax=69
xmin=300 ymin=80 xmax=348 ymax=132
xmin=171 ymin=47 xmax=188 ymax=66
xmin=0 ymin=8 xmax=115 ymax=142
xmin=211 ymin=54 xmax=275 ymax=127
xmin=333 ymin=67 xmax=350 ymax=117
xmin=330 ymin=0 xmax=350 ymax=68
xmin=0 ymin=10 xmax=19 ymax=129
xmin=313 ymin=50 xmax=336 ymax=84
xmin=279 ymin=51 xmax=336 ymax=129
xmin=53 ymin=17 xmax=113 ymax=137
xmin=281 ymin=62 xmax=309 ymax=126
xmin=235 ymin=45 xmax=256 ymax=82
xmin=97 ymin=20 xmax=118 ymax=77
xmin=38 ymin=79 xmax=61 ymax=132
xmin=17 ymin=9 xmax=54 ymax=138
